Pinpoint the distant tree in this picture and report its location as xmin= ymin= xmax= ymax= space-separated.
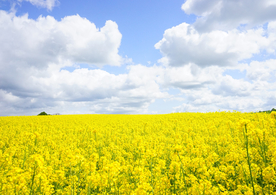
xmin=258 ymin=108 xmax=276 ymax=114
xmin=38 ymin=111 xmax=48 ymax=116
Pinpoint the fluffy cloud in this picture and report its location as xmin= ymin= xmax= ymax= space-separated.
xmin=173 ymin=83 xmax=267 ymax=113
xmin=0 ymin=11 xmax=150 ymax=115
xmin=0 ymin=62 xmax=169 ymax=115
xmin=212 ymin=75 xmax=253 ymax=97
xmin=152 ymin=60 xmax=276 ymax=112
xmin=128 ymin=63 xmax=275 ymax=113
xmin=160 ymin=65 xmax=254 ymax=98
xmin=0 ymin=10 xmax=125 ymax=103
xmin=152 ymin=1 xmax=276 ymax=113
xmin=155 ymin=22 xmax=276 ymax=67
xmin=0 ymin=11 xmax=122 ymax=71
xmin=246 ymin=59 xmax=276 ymax=81
xmin=2 ymin=0 xmax=276 ymax=115
xmin=156 ymin=64 xmax=220 ymax=89
xmin=174 ymin=97 xmax=265 ymax=113
xmin=182 ymin=0 xmax=276 ymax=32
xmin=1 ymin=56 xmax=276 ymax=115
xmin=18 ymin=0 xmax=59 ymax=11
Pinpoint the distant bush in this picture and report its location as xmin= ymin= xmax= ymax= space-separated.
xmin=258 ymin=108 xmax=276 ymax=114
xmin=38 ymin=111 xmax=48 ymax=116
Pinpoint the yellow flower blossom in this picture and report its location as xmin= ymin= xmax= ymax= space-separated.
xmin=0 ymin=112 xmax=276 ymax=194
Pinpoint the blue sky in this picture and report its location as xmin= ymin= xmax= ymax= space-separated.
xmin=1 ymin=0 xmax=276 ymax=115
xmin=8 ymin=0 xmax=195 ymax=66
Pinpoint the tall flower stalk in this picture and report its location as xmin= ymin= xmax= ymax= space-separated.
xmin=242 ymin=123 xmax=256 ymax=195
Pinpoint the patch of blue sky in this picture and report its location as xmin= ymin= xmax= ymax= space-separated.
xmin=60 ymin=63 xmax=130 ymax=75
xmin=166 ymin=87 xmax=182 ymax=96
xmin=238 ymin=51 xmax=276 ymax=64
xmin=267 ymin=72 xmax=276 ymax=83
xmin=148 ymin=88 xmax=184 ymax=114
xmin=236 ymin=23 xmax=249 ymax=31
xmin=6 ymin=0 xmax=49 ymax=18
xmin=268 ymin=77 xmax=276 ymax=84
xmin=0 ymin=1 xmax=11 ymax=11
xmin=262 ymin=22 xmax=269 ymax=37
xmin=148 ymin=98 xmax=184 ymax=114
xmin=60 ymin=66 xmax=76 ymax=72
xmin=223 ymin=69 xmax=247 ymax=80
xmin=237 ymin=21 xmax=269 ymax=33
xmin=102 ymin=65 xmax=129 ymax=75
xmin=60 ymin=63 xmax=98 ymax=72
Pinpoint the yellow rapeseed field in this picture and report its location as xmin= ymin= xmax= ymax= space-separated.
xmin=0 ymin=112 xmax=276 ymax=194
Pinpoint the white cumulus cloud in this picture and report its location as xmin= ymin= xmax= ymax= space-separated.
xmin=182 ymin=0 xmax=276 ymax=32
xmin=2 ymin=0 xmax=276 ymax=115
xmin=246 ymin=59 xmax=276 ymax=81
xmin=0 ymin=11 xmax=145 ymax=115
xmin=0 ymin=11 xmax=123 ymax=72
xmin=155 ymin=22 xmax=275 ymax=67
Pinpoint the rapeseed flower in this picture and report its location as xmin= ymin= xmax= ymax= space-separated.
xmin=0 ymin=112 xmax=276 ymax=194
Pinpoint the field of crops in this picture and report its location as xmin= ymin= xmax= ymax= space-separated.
xmin=0 ymin=112 xmax=276 ymax=194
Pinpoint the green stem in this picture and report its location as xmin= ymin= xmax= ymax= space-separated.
xmin=243 ymin=124 xmax=256 ymax=195
xmin=177 ymin=153 xmax=189 ymax=195
xmin=29 ymin=164 xmax=37 ymax=195
xmin=77 ymin=162 xmax=81 ymax=195
xmin=150 ymin=159 xmax=154 ymax=195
